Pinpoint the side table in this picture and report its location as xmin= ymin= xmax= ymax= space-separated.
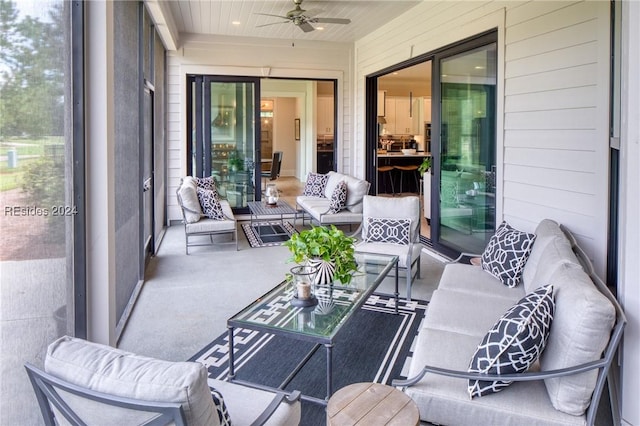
xmin=326 ymin=382 xmax=419 ymax=426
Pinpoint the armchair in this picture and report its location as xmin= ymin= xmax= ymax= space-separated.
xmin=176 ymin=177 xmax=238 ymax=254
xmin=353 ymin=195 xmax=422 ymax=300
xmin=25 ymin=336 xmax=301 ymax=426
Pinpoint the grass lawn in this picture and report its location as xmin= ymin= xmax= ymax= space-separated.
xmin=0 ymin=137 xmax=63 ymax=192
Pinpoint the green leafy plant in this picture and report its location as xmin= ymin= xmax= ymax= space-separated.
xmin=227 ymin=151 xmax=244 ymax=172
xmin=284 ymin=225 xmax=358 ymax=285
xmin=418 ymin=157 xmax=431 ymax=177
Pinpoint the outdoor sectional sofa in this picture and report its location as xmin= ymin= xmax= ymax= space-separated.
xmin=394 ymin=219 xmax=626 ymax=425
xmin=296 ymin=171 xmax=370 ymax=227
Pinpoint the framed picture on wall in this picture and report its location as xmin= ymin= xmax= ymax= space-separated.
xmin=294 ymin=118 xmax=300 ymax=141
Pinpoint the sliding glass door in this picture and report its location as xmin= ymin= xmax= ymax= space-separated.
xmin=189 ymin=76 xmax=260 ymax=211
xmin=434 ymin=42 xmax=496 ymax=254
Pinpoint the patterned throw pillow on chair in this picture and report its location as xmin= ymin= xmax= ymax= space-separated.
xmin=329 ymin=180 xmax=348 ymax=213
xmin=303 ymin=172 xmax=329 ymax=197
xmin=197 ymin=187 xmax=225 ymax=220
xmin=468 ymin=284 xmax=555 ymax=398
xmin=481 ymin=221 xmax=536 ymax=287
xmin=365 ymin=218 xmax=411 ymax=245
xmin=210 ymin=387 xmax=232 ymax=426
xmin=195 ymin=176 xmax=217 ymax=191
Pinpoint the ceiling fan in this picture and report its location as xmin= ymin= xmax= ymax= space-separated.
xmin=256 ymin=0 xmax=351 ymax=33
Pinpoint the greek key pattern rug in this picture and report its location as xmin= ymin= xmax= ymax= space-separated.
xmin=241 ymin=221 xmax=296 ymax=248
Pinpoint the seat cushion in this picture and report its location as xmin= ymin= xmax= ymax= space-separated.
xmin=355 ymin=241 xmax=422 ymax=269
xmin=178 ymin=177 xmax=203 ymax=223
xmin=406 ymin=328 xmax=586 ymax=426
xmin=541 ymin=264 xmax=616 ymax=416
xmin=423 ymin=289 xmax=522 ymax=338
xmin=437 ymin=263 xmax=524 ymax=301
xmin=45 ymin=336 xmax=219 ymax=426
xmin=211 ymin=379 xmax=300 ymax=426
xmin=468 ymin=285 xmax=555 ymax=398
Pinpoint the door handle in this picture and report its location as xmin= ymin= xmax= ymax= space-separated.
xmin=143 ymin=177 xmax=152 ymax=192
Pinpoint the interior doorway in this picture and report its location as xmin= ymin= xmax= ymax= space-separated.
xmin=367 ymin=30 xmax=498 ymax=258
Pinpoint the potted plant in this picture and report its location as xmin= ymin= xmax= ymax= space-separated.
xmin=418 ymin=157 xmax=431 ymax=177
xmin=419 ymin=157 xmax=432 ymax=222
xmin=284 ymin=225 xmax=358 ymax=285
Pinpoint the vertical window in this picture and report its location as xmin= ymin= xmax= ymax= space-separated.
xmin=0 ymin=1 xmax=78 ymax=422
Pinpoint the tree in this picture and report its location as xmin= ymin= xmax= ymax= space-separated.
xmin=0 ymin=1 xmax=64 ymax=138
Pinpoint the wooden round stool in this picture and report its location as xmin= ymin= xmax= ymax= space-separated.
xmin=394 ymin=165 xmax=419 ymax=194
xmin=327 ymin=382 xmax=419 ymax=426
xmin=377 ymin=165 xmax=396 ymax=195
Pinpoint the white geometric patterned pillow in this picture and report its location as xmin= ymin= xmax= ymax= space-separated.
xmin=196 ymin=176 xmax=217 ymax=191
xmin=303 ymin=172 xmax=329 ymax=197
xmin=329 ymin=180 xmax=347 ymax=213
xmin=468 ymin=284 xmax=555 ymax=398
xmin=197 ymin=187 xmax=225 ymax=220
xmin=481 ymin=221 xmax=536 ymax=287
xmin=364 ymin=217 xmax=411 ymax=245
xmin=210 ymin=388 xmax=232 ymax=426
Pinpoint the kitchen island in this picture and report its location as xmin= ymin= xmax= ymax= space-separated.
xmin=377 ymin=151 xmax=430 ymax=194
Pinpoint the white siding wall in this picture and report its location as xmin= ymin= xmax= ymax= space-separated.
xmin=354 ymin=1 xmax=610 ymax=275
xmin=166 ymin=35 xmax=352 ymax=221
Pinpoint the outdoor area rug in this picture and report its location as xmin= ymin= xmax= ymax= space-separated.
xmin=241 ymin=221 xmax=296 ymax=248
xmin=190 ymin=294 xmax=428 ymax=426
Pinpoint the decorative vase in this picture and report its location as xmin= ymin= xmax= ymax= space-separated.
xmin=265 ymin=183 xmax=279 ymax=206
xmin=289 ymin=265 xmax=318 ymax=307
xmin=308 ymin=258 xmax=336 ymax=286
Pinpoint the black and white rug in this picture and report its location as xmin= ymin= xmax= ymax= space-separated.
xmin=190 ymin=294 xmax=428 ymax=426
xmin=241 ymin=221 xmax=296 ymax=248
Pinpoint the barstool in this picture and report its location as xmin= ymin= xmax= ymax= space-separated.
xmin=377 ymin=165 xmax=395 ymax=195
xmin=394 ymin=165 xmax=420 ymax=194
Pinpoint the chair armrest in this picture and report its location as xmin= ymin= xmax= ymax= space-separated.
xmin=448 ymin=252 xmax=483 ymax=264
xmin=249 ymin=390 xmax=301 ymax=426
xmin=392 ymin=359 xmax=608 ymax=389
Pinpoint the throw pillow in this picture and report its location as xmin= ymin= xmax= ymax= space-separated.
xmin=211 ymin=388 xmax=232 ymax=426
xmin=196 ymin=176 xmax=217 ymax=191
xmin=303 ymin=172 xmax=329 ymax=197
xmin=197 ymin=187 xmax=225 ymax=220
xmin=365 ymin=217 xmax=411 ymax=245
xmin=329 ymin=180 xmax=347 ymax=213
xmin=481 ymin=221 xmax=536 ymax=287
xmin=468 ymin=284 xmax=555 ymax=398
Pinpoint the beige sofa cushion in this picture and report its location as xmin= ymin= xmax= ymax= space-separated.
xmin=45 ymin=336 xmax=219 ymax=426
xmin=178 ymin=177 xmax=203 ymax=224
xmin=323 ymin=171 xmax=369 ymax=213
xmin=541 ymin=264 xmax=616 ymax=416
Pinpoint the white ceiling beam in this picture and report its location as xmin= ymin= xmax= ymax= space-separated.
xmin=144 ymin=0 xmax=180 ymax=51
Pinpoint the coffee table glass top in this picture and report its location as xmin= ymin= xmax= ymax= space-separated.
xmin=228 ymin=253 xmax=398 ymax=342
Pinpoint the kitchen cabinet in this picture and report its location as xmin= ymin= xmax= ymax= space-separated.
xmin=317 ymin=96 xmax=334 ymax=135
xmin=377 ymin=90 xmax=386 ymax=116
xmin=383 ymin=96 xmax=421 ymax=135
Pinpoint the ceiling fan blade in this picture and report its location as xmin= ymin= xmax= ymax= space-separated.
xmin=256 ymin=13 xmax=290 ymax=20
xmin=256 ymin=21 xmax=289 ymax=28
xmin=312 ymin=17 xmax=351 ymax=25
xmin=297 ymin=21 xmax=315 ymax=32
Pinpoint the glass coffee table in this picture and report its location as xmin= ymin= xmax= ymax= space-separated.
xmin=227 ymin=252 xmax=399 ymax=405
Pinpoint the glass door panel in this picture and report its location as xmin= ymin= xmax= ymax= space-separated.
xmin=205 ymin=79 xmax=257 ymax=209
xmin=437 ymin=43 xmax=497 ymax=253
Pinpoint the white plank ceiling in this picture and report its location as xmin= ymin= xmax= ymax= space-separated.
xmin=160 ymin=0 xmax=422 ymax=44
